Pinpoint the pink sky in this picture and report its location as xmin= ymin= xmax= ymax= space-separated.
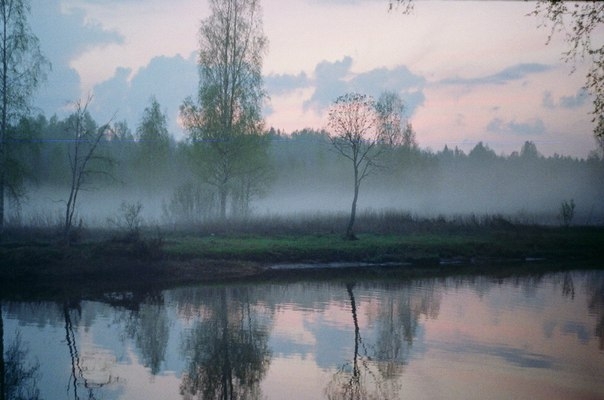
xmin=32 ymin=0 xmax=603 ymax=157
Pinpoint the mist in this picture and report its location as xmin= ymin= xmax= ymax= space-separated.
xmin=7 ymin=123 xmax=604 ymax=234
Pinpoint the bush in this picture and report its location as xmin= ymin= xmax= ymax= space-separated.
xmin=559 ymin=199 xmax=575 ymax=227
xmin=162 ymin=182 xmax=216 ymax=227
xmin=108 ymin=201 xmax=144 ymax=240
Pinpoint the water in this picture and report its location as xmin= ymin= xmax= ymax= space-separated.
xmin=2 ymin=269 xmax=603 ymax=399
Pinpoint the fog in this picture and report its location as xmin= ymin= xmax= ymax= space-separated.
xmin=7 ymin=126 xmax=604 ymax=233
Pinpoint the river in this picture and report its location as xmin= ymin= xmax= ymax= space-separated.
xmin=1 ymin=268 xmax=603 ymax=399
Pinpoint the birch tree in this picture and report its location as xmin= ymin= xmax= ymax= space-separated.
xmin=0 ymin=0 xmax=49 ymax=237
xmin=180 ymin=0 xmax=268 ymax=220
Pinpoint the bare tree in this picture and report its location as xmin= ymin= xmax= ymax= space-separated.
xmin=63 ymin=97 xmax=113 ymax=244
xmin=180 ymin=0 xmax=268 ymax=221
xmin=0 ymin=0 xmax=49 ymax=237
xmin=327 ymin=93 xmax=395 ymax=239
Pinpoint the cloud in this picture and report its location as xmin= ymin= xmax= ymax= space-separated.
xmin=486 ymin=117 xmax=546 ymax=136
xmin=542 ymin=88 xmax=589 ymax=111
xmin=441 ymin=63 xmax=552 ymax=86
xmin=90 ymin=67 xmax=132 ymax=121
xmin=90 ymin=53 xmax=197 ymax=138
xmin=302 ymin=56 xmax=426 ymax=116
xmin=303 ymin=56 xmax=353 ymax=111
xmin=30 ymin=1 xmax=124 ymax=116
xmin=542 ymin=91 xmax=556 ymax=110
xmin=265 ymin=72 xmax=311 ymax=96
xmin=560 ymin=88 xmax=590 ymax=109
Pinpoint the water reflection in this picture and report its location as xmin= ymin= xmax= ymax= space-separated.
xmin=64 ymin=299 xmax=117 ymax=399
xmin=2 ymin=329 xmax=40 ymax=400
xmin=325 ymin=280 xmax=441 ymax=400
xmin=585 ymin=272 xmax=604 ymax=350
xmin=179 ymin=287 xmax=272 ymax=400
xmin=122 ymin=292 xmax=170 ymax=375
xmin=1 ymin=269 xmax=603 ymax=400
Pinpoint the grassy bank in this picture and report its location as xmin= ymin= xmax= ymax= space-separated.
xmin=1 ymin=221 xmax=603 ymax=294
xmin=7 ymin=227 xmax=602 ymax=268
xmin=162 ymin=227 xmax=604 ymax=264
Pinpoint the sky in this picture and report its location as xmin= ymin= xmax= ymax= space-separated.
xmin=29 ymin=0 xmax=604 ymax=158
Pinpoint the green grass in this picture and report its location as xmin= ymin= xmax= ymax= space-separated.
xmin=161 ymin=227 xmax=604 ymax=264
xmin=165 ymin=234 xmax=399 ymax=262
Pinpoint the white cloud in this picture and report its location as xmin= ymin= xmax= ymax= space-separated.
xmin=59 ymin=0 xmax=206 ymax=91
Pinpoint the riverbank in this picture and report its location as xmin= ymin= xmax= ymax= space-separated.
xmin=1 ymin=225 xmax=603 ymax=297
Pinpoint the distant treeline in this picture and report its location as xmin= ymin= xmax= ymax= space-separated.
xmin=6 ymin=113 xmax=604 ymax=226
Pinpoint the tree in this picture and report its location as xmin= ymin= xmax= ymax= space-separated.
xmin=136 ymin=96 xmax=171 ymax=186
xmin=327 ymin=92 xmax=395 ymax=239
xmin=0 ymin=0 xmax=49 ymax=237
xmin=376 ymin=91 xmax=408 ymax=147
xmin=0 ymin=116 xmax=40 ymax=224
xmin=180 ymin=0 xmax=268 ymax=220
xmin=63 ymin=97 xmax=113 ymax=244
xmin=520 ymin=140 xmax=540 ymax=159
xmin=230 ymin=133 xmax=272 ymax=218
xmin=531 ymin=1 xmax=604 ymax=140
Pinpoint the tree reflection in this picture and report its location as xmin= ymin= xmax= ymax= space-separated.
xmin=374 ymin=280 xmax=440 ymax=380
xmin=2 ymin=329 xmax=40 ymax=400
xmin=180 ymin=287 xmax=271 ymax=400
xmin=123 ymin=292 xmax=170 ymax=375
xmin=585 ymin=272 xmax=604 ymax=350
xmin=327 ymin=281 xmax=441 ymax=400
xmin=562 ymin=272 xmax=575 ymax=299
xmin=63 ymin=300 xmax=114 ymax=400
xmin=325 ymin=283 xmax=396 ymax=400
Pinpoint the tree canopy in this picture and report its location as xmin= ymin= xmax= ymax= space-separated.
xmin=0 ymin=0 xmax=49 ymax=235
xmin=180 ymin=0 xmax=269 ymax=220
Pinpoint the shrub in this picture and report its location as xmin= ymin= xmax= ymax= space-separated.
xmin=108 ymin=201 xmax=144 ymax=240
xmin=559 ymin=199 xmax=575 ymax=227
xmin=162 ymin=182 xmax=216 ymax=227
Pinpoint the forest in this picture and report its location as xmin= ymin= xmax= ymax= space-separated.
xmin=4 ymin=105 xmax=604 ymax=235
